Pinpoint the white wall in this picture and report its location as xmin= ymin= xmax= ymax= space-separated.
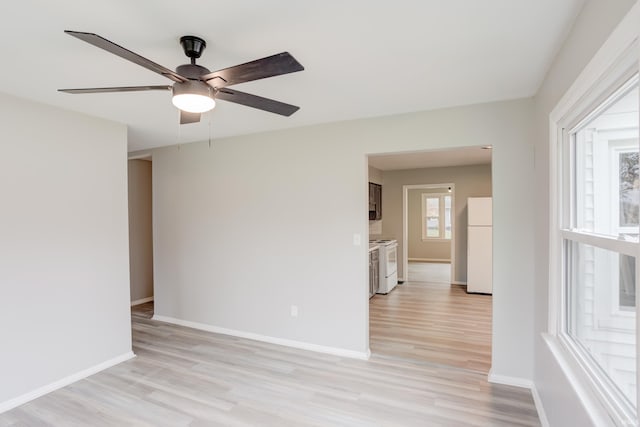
xmin=383 ymin=164 xmax=492 ymax=281
xmin=532 ymin=0 xmax=637 ymax=425
xmin=0 ymin=92 xmax=132 ymax=407
xmin=128 ymin=159 xmax=154 ymax=303
xmin=153 ymin=97 xmax=535 ymax=380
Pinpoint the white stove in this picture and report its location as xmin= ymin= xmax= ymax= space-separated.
xmin=369 ymin=239 xmax=398 ymax=294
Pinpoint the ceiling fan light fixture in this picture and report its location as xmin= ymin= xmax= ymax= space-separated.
xmin=171 ymin=81 xmax=216 ymax=113
xmin=172 ymin=93 xmax=216 ymax=113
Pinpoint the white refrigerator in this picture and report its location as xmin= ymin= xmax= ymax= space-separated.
xmin=467 ymin=197 xmax=492 ymax=294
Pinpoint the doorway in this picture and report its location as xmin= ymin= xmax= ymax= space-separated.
xmin=367 ymin=147 xmax=493 ymax=372
xmin=403 ymin=183 xmax=455 ymax=284
xmin=127 ymin=156 xmax=154 ymax=317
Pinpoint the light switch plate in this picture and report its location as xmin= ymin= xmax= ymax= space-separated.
xmin=353 ymin=233 xmax=361 ymax=246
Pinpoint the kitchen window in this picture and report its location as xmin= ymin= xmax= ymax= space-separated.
xmin=421 ymin=193 xmax=451 ymax=240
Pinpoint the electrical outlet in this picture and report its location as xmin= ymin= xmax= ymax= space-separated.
xmin=290 ymin=305 xmax=298 ymax=317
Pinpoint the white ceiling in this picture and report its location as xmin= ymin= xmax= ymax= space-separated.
xmin=369 ymin=146 xmax=492 ymax=171
xmin=0 ymin=0 xmax=585 ymax=152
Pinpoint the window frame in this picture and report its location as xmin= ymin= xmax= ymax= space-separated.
xmin=548 ymin=15 xmax=640 ymax=424
xmin=421 ymin=192 xmax=452 ymax=241
xmin=560 ymin=75 xmax=639 ymax=427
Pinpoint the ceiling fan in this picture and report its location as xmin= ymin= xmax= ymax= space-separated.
xmin=59 ymin=31 xmax=304 ymax=124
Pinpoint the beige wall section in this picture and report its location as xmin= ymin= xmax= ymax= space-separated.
xmin=383 ymin=164 xmax=492 ymax=282
xmin=128 ymin=160 xmax=154 ymax=303
xmin=0 ymin=92 xmax=131 ymax=405
xmin=407 ymin=188 xmax=451 ymax=261
xmin=153 ymin=97 xmax=535 ymax=381
xmin=532 ymin=1 xmax=637 ymax=426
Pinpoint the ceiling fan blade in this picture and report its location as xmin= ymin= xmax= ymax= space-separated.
xmin=201 ymin=52 xmax=303 ymax=88
xmin=215 ymin=88 xmax=300 ymax=116
xmin=58 ymin=85 xmax=172 ymax=94
xmin=180 ymin=111 xmax=201 ymax=124
xmin=64 ymin=31 xmax=187 ymax=83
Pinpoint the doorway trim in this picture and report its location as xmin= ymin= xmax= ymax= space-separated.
xmin=402 ymin=183 xmax=455 ymax=283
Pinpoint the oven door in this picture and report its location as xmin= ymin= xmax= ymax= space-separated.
xmin=386 ymin=243 xmax=397 ymax=277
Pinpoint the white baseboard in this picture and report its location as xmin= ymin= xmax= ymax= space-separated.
xmin=488 ymin=369 xmax=534 ymax=389
xmin=451 ymin=281 xmax=467 ymax=286
xmin=530 ymin=383 xmax=550 ymax=427
xmin=130 ymin=296 xmax=154 ymax=306
xmin=152 ymin=315 xmax=370 ymax=360
xmin=408 ymin=258 xmax=451 ymax=263
xmin=0 ymin=351 xmax=135 ymax=414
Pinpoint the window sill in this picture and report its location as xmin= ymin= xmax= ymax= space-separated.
xmin=543 ymin=333 xmax=631 ymax=426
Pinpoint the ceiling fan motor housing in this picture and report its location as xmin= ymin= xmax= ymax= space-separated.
xmin=172 ymin=80 xmax=214 ymax=98
xmin=176 ymin=64 xmax=211 ymax=80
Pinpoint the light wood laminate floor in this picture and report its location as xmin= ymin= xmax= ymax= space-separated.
xmin=370 ymin=278 xmax=492 ymax=373
xmin=1 ymin=298 xmax=537 ymax=426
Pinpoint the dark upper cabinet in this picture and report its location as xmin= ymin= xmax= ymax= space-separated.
xmin=369 ymin=182 xmax=382 ymax=220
